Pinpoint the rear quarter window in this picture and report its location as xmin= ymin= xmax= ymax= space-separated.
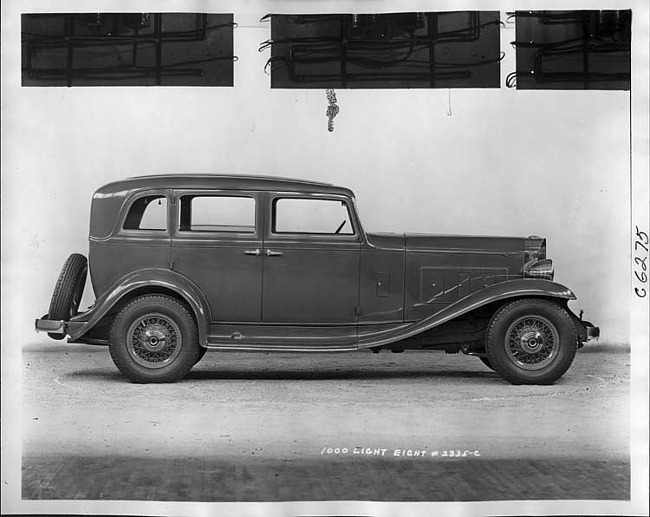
xmin=123 ymin=195 xmax=167 ymax=231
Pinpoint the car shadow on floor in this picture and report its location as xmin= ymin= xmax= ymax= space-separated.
xmin=577 ymin=342 xmax=630 ymax=354
xmin=61 ymin=366 xmax=500 ymax=383
xmin=185 ymin=368 xmax=499 ymax=382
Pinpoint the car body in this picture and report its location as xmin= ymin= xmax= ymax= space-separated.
xmin=36 ymin=174 xmax=599 ymax=384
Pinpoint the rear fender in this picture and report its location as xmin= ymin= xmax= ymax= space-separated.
xmin=68 ymin=268 xmax=212 ymax=345
xmin=359 ymin=279 xmax=576 ymax=348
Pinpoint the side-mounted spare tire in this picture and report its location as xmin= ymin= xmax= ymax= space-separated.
xmin=47 ymin=253 xmax=88 ymax=340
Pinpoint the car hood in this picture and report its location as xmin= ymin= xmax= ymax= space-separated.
xmin=406 ymin=233 xmax=546 ymax=254
xmin=366 ymin=232 xmax=546 ymax=258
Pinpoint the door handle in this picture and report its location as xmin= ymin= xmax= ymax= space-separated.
xmin=265 ymin=249 xmax=283 ymax=257
xmin=243 ymin=249 xmax=261 ymax=256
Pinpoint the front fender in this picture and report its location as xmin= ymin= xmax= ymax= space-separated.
xmin=68 ymin=268 xmax=212 ymax=345
xmin=359 ymin=279 xmax=576 ymax=348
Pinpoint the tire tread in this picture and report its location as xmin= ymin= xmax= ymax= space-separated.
xmin=47 ymin=253 xmax=87 ymax=340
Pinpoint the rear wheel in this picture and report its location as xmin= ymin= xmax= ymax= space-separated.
xmin=486 ymin=298 xmax=577 ymax=385
xmin=109 ymin=295 xmax=199 ymax=383
xmin=47 ymin=253 xmax=87 ymax=340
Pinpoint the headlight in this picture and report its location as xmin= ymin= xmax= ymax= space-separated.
xmin=522 ymin=258 xmax=554 ymax=281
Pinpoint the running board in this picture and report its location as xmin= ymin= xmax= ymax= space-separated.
xmin=205 ymin=341 xmax=357 ymax=353
xmin=206 ymin=323 xmax=358 ymax=351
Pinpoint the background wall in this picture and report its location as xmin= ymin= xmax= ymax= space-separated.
xmin=2 ymin=3 xmax=632 ymax=345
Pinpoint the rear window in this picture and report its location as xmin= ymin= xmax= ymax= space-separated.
xmin=123 ymin=195 xmax=167 ymax=231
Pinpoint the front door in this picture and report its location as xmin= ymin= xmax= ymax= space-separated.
xmin=262 ymin=195 xmax=360 ymax=324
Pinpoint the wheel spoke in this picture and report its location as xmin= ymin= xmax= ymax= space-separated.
xmin=504 ymin=315 xmax=559 ymax=371
xmin=126 ymin=312 xmax=182 ymax=369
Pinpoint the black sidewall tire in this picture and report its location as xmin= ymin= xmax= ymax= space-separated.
xmin=109 ymin=295 xmax=199 ymax=383
xmin=486 ymin=299 xmax=577 ymax=385
xmin=47 ymin=253 xmax=87 ymax=340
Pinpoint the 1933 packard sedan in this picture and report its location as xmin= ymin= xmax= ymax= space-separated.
xmin=36 ymin=175 xmax=599 ymax=384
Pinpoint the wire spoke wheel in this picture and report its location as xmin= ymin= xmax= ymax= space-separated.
xmin=505 ymin=315 xmax=558 ymax=371
xmin=485 ymin=299 xmax=577 ymax=385
xmin=127 ymin=313 xmax=182 ymax=369
xmin=109 ymin=295 xmax=199 ymax=383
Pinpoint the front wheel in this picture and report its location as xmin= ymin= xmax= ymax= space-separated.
xmin=485 ymin=299 xmax=577 ymax=385
xmin=109 ymin=295 xmax=199 ymax=383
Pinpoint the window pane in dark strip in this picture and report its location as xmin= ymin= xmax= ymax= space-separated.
xmin=22 ymin=13 xmax=234 ymax=86
xmin=266 ymin=12 xmax=501 ymax=89
xmin=513 ymin=10 xmax=631 ymax=90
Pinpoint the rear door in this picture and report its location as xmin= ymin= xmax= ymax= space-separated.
xmin=171 ymin=190 xmax=263 ymax=323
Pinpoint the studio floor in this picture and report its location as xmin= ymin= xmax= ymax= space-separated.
xmin=21 ymin=341 xmax=630 ymax=502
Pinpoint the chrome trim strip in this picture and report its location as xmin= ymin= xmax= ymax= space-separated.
xmin=205 ymin=343 xmax=356 ymax=352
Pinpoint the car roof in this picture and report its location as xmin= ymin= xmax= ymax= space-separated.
xmin=94 ymin=174 xmax=355 ymax=197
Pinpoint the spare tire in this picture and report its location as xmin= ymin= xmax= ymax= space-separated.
xmin=47 ymin=253 xmax=88 ymax=340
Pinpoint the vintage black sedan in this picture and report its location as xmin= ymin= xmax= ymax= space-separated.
xmin=36 ymin=175 xmax=599 ymax=384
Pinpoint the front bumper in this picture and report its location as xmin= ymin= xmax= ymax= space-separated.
xmin=577 ymin=316 xmax=599 ymax=348
xmin=585 ymin=322 xmax=600 ymax=341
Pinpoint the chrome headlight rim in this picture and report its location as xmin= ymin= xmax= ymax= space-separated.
xmin=522 ymin=258 xmax=555 ymax=281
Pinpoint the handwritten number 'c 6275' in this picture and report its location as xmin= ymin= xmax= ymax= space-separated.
xmin=634 ymin=226 xmax=648 ymax=298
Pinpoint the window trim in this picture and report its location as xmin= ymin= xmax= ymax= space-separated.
xmin=119 ymin=191 xmax=170 ymax=236
xmin=268 ymin=193 xmax=360 ymax=240
xmin=174 ymin=190 xmax=259 ymax=237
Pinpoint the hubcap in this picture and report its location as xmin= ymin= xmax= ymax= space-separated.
xmin=505 ymin=315 xmax=559 ymax=371
xmin=142 ymin=326 xmax=168 ymax=351
xmin=520 ymin=330 xmax=545 ymax=353
xmin=127 ymin=314 xmax=182 ymax=369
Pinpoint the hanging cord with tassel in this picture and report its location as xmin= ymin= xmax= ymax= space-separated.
xmin=326 ymin=88 xmax=339 ymax=132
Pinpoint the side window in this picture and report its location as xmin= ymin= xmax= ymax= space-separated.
xmin=179 ymin=195 xmax=255 ymax=233
xmin=273 ymin=198 xmax=354 ymax=235
xmin=123 ymin=195 xmax=167 ymax=231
